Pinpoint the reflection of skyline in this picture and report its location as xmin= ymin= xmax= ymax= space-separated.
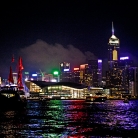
xmin=62 ymin=100 xmax=91 ymax=136
xmin=23 ymin=100 xmax=66 ymax=137
xmin=0 ymin=100 xmax=138 ymax=137
xmin=94 ymin=100 xmax=138 ymax=130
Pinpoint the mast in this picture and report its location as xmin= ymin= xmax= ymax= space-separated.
xmin=8 ymin=54 xmax=15 ymax=85
xmin=17 ymin=56 xmax=24 ymax=90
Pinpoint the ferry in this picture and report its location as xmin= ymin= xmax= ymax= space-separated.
xmin=86 ymin=92 xmax=107 ymax=102
xmin=86 ymin=96 xmax=107 ymax=102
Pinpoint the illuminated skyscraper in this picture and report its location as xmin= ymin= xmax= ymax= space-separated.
xmin=60 ymin=62 xmax=70 ymax=72
xmin=79 ymin=64 xmax=90 ymax=85
xmin=60 ymin=62 xmax=72 ymax=82
xmin=72 ymin=67 xmax=80 ymax=83
xmin=108 ymin=22 xmax=120 ymax=69
xmin=98 ymin=59 xmax=103 ymax=86
xmin=106 ymin=26 xmax=136 ymax=95
xmin=128 ymin=67 xmax=138 ymax=96
xmin=79 ymin=60 xmax=102 ymax=87
xmin=106 ymin=23 xmax=122 ymax=95
xmin=88 ymin=60 xmax=100 ymax=87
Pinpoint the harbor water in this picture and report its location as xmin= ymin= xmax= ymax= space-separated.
xmin=0 ymin=99 xmax=138 ymax=137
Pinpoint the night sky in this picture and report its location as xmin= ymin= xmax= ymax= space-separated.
xmin=0 ymin=1 xmax=138 ymax=78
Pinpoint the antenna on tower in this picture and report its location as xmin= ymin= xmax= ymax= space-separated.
xmin=112 ymin=22 xmax=114 ymax=35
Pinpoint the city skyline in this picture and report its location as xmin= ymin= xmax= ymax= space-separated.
xmin=0 ymin=1 xmax=138 ymax=78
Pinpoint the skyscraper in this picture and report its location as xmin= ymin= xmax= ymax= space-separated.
xmin=108 ymin=22 xmax=120 ymax=69
xmin=88 ymin=59 xmax=102 ymax=87
xmin=72 ymin=67 xmax=80 ymax=83
xmin=106 ymin=23 xmax=137 ymax=97
xmin=128 ymin=67 xmax=138 ymax=97
xmin=60 ymin=62 xmax=72 ymax=82
xmin=106 ymin=23 xmax=122 ymax=95
xmin=79 ymin=64 xmax=91 ymax=86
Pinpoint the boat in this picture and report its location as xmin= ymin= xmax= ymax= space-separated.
xmin=92 ymin=96 xmax=107 ymax=102
xmin=0 ymin=56 xmax=26 ymax=110
xmin=0 ymin=86 xmax=26 ymax=110
xmin=86 ymin=92 xmax=107 ymax=102
xmin=86 ymin=95 xmax=107 ymax=102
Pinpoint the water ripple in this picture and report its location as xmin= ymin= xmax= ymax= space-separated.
xmin=0 ymin=99 xmax=138 ymax=137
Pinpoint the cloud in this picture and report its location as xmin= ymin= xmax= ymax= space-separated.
xmin=19 ymin=39 xmax=97 ymax=73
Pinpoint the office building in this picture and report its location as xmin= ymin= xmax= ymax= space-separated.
xmin=72 ymin=67 xmax=80 ymax=83
xmin=106 ymin=23 xmax=124 ymax=95
xmin=128 ymin=67 xmax=138 ymax=96
xmin=108 ymin=22 xmax=120 ymax=69
xmin=60 ymin=62 xmax=72 ymax=82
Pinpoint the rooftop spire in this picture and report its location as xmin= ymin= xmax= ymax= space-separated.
xmin=112 ymin=22 xmax=114 ymax=35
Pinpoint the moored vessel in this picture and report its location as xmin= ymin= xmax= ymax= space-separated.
xmin=0 ymin=86 xmax=26 ymax=110
xmin=0 ymin=56 xmax=26 ymax=110
xmin=86 ymin=96 xmax=107 ymax=102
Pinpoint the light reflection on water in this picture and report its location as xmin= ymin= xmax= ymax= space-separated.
xmin=0 ymin=100 xmax=138 ymax=137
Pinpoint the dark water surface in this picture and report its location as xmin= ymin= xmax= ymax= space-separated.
xmin=0 ymin=100 xmax=138 ymax=137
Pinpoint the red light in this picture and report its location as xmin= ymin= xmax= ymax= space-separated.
xmin=74 ymin=68 xmax=79 ymax=70
xmin=80 ymin=64 xmax=88 ymax=70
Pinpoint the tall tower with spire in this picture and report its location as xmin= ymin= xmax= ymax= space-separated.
xmin=108 ymin=22 xmax=120 ymax=69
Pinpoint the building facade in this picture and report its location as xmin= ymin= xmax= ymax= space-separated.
xmin=60 ymin=62 xmax=72 ymax=82
xmin=72 ymin=67 xmax=80 ymax=83
xmin=106 ymin=23 xmax=138 ymax=97
xmin=108 ymin=22 xmax=120 ymax=69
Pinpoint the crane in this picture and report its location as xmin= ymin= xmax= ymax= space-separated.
xmin=39 ymin=69 xmax=44 ymax=81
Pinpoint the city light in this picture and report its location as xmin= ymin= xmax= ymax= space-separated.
xmin=64 ymin=69 xmax=69 ymax=71
xmin=80 ymin=64 xmax=88 ymax=70
xmin=25 ymin=78 xmax=28 ymax=81
xmin=74 ymin=68 xmax=79 ymax=70
xmin=24 ymin=72 xmax=29 ymax=75
xmin=51 ymin=79 xmax=57 ymax=82
xmin=98 ymin=59 xmax=102 ymax=63
xmin=32 ymin=74 xmax=37 ymax=76
xmin=120 ymin=56 xmax=129 ymax=60
xmin=53 ymin=71 xmax=59 ymax=75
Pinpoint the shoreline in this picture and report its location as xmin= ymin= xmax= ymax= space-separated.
xmin=26 ymin=98 xmax=138 ymax=101
xmin=107 ymin=98 xmax=138 ymax=100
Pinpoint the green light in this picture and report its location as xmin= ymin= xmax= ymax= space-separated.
xmin=53 ymin=71 xmax=59 ymax=75
xmin=24 ymin=72 xmax=29 ymax=75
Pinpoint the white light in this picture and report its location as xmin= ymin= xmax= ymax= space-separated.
xmin=25 ymin=78 xmax=28 ymax=81
xmin=51 ymin=79 xmax=57 ymax=82
xmin=120 ymin=57 xmax=129 ymax=60
xmin=60 ymin=63 xmax=63 ymax=66
xmin=64 ymin=69 xmax=69 ymax=71
xmin=98 ymin=59 xmax=102 ymax=63
xmin=32 ymin=74 xmax=37 ymax=76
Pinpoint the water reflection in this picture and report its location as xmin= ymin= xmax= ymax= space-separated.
xmin=0 ymin=99 xmax=138 ymax=137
